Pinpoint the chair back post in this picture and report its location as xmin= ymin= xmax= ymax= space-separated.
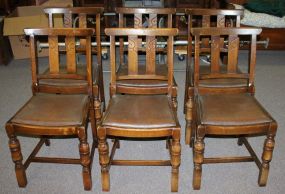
xmin=167 ymin=34 xmax=174 ymax=95
xmin=249 ymin=33 xmax=257 ymax=91
xmin=85 ymin=34 xmax=93 ymax=96
xmin=109 ymin=34 xmax=116 ymax=96
xmin=28 ymin=34 xmax=38 ymax=94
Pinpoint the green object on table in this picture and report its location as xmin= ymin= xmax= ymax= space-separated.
xmin=244 ymin=0 xmax=285 ymax=17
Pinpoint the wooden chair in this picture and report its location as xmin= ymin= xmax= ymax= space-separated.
xmin=115 ymin=7 xmax=178 ymax=108
xmin=44 ymin=7 xmax=105 ymax=111
xmin=184 ymin=8 xmax=244 ymax=145
xmin=191 ymin=27 xmax=278 ymax=189
xmin=5 ymin=28 xmax=98 ymax=190
xmin=98 ymin=28 xmax=181 ymax=192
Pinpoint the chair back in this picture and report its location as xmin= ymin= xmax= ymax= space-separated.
xmin=191 ymin=27 xmax=262 ymax=94
xmin=115 ymin=8 xmax=176 ymax=65
xmin=105 ymin=28 xmax=178 ymax=96
xmin=186 ymin=9 xmax=244 ymax=62
xmin=186 ymin=9 xmax=244 ymax=28
xmin=44 ymin=7 xmax=103 ymax=62
xmin=24 ymin=28 xmax=94 ymax=95
xmin=115 ymin=7 xmax=176 ymax=28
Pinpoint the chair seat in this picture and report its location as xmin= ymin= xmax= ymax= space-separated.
xmin=102 ymin=95 xmax=177 ymax=129
xmin=198 ymin=93 xmax=273 ymax=126
xmin=11 ymin=93 xmax=89 ymax=127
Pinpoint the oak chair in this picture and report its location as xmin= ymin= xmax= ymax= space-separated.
xmin=5 ymin=28 xmax=98 ymax=190
xmin=44 ymin=7 xmax=105 ymax=111
xmin=98 ymin=28 xmax=181 ymax=192
xmin=114 ymin=7 xmax=178 ymax=108
xmin=184 ymin=8 xmax=244 ymax=145
xmin=190 ymin=27 xmax=278 ymax=189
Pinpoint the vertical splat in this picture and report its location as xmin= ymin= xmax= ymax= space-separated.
xmin=149 ymin=14 xmax=157 ymax=28
xmin=201 ymin=15 xmax=210 ymax=48
xmin=202 ymin=15 xmax=210 ymax=27
xmin=66 ymin=36 xmax=76 ymax=73
xmin=227 ymin=35 xmax=239 ymax=73
xmin=79 ymin=13 xmax=87 ymax=28
xmin=217 ymin=15 xmax=225 ymax=27
xmin=79 ymin=13 xmax=87 ymax=48
xmin=147 ymin=13 xmax=157 ymax=74
xmin=146 ymin=35 xmax=156 ymax=74
xmin=128 ymin=35 xmax=138 ymax=75
xmin=48 ymin=36 xmax=59 ymax=74
xmin=64 ymin=13 xmax=72 ymax=27
xmin=211 ymin=35 xmax=221 ymax=73
xmin=134 ymin=13 xmax=142 ymax=28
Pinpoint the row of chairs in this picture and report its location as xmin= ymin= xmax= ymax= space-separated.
xmin=5 ymin=7 xmax=277 ymax=192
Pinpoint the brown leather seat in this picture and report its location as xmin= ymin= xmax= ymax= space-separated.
xmin=12 ymin=94 xmax=89 ymax=127
xmin=198 ymin=93 xmax=273 ymax=126
xmin=102 ymin=95 xmax=177 ymax=129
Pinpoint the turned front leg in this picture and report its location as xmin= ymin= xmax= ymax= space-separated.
xmin=98 ymin=127 xmax=110 ymax=191
xmin=170 ymin=129 xmax=181 ymax=192
xmin=6 ymin=124 xmax=27 ymax=187
xmin=193 ymin=126 xmax=205 ymax=190
xmin=258 ymin=133 xmax=276 ymax=186
xmin=78 ymin=128 xmax=92 ymax=190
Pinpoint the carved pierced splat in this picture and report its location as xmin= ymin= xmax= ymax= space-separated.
xmin=64 ymin=13 xmax=72 ymax=28
xmin=134 ymin=14 xmax=142 ymax=28
xmin=217 ymin=15 xmax=225 ymax=27
xmin=202 ymin=15 xmax=210 ymax=27
xmin=149 ymin=14 xmax=157 ymax=28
